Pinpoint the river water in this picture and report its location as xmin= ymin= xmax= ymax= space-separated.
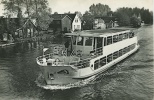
xmin=0 ymin=25 xmax=153 ymax=100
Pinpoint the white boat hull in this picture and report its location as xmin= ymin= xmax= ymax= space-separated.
xmin=38 ymin=45 xmax=139 ymax=85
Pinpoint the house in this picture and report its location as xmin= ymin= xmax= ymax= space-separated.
xmin=49 ymin=14 xmax=72 ymax=33
xmin=0 ymin=17 xmax=38 ymax=41
xmin=48 ymin=14 xmax=82 ymax=33
xmin=93 ymin=16 xmax=118 ymax=30
xmin=66 ymin=14 xmax=82 ymax=31
xmin=15 ymin=18 xmax=38 ymax=39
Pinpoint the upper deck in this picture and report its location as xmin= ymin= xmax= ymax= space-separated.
xmin=65 ymin=27 xmax=136 ymax=37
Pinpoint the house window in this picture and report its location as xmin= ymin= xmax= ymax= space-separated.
xmin=77 ymin=25 xmax=80 ymax=29
xmin=75 ymin=19 xmax=78 ymax=23
xmin=31 ymin=28 xmax=33 ymax=37
xmin=27 ymin=29 xmax=30 ymax=37
xmin=85 ymin=37 xmax=92 ymax=46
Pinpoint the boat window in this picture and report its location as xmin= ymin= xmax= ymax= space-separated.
xmin=113 ymin=35 xmax=118 ymax=43
xmin=129 ymin=32 xmax=134 ymax=38
xmin=119 ymin=49 xmax=123 ymax=56
xmin=104 ymin=37 xmax=107 ymax=46
xmin=113 ymin=51 xmax=119 ymax=60
xmin=123 ymin=47 xmax=127 ymax=54
xmin=123 ymin=33 xmax=128 ymax=39
xmin=107 ymin=36 xmax=112 ymax=45
xmin=119 ymin=34 xmax=123 ymax=41
xmin=107 ymin=54 xmax=112 ymax=63
xmin=94 ymin=60 xmax=99 ymax=70
xmin=125 ymin=47 xmax=129 ymax=53
xmin=77 ymin=37 xmax=84 ymax=45
xmin=128 ymin=46 xmax=131 ymax=52
xmin=100 ymin=57 xmax=106 ymax=66
xmin=85 ymin=37 xmax=92 ymax=46
xmin=126 ymin=33 xmax=129 ymax=39
xmin=130 ymin=43 xmax=135 ymax=50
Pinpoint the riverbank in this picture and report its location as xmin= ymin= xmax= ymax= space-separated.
xmin=0 ymin=42 xmax=15 ymax=47
xmin=0 ymin=33 xmax=55 ymax=47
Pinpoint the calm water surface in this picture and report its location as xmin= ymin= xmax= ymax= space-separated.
xmin=0 ymin=25 xmax=153 ymax=100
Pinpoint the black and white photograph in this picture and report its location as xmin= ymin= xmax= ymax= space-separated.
xmin=0 ymin=0 xmax=153 ymax=100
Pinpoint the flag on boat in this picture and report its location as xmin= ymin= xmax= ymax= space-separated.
xmin=43 ymin=48 xmax=48 ymax=52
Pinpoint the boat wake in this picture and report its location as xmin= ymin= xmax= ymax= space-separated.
xmin=35 ymin=73 xmax=97 ymax=90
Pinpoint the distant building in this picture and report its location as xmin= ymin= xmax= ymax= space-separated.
xmin=0 ymin=17 xmax=38 ymax=41
xmin=66 ymin=14 xmax=82 ymax=31
xmin=49 ymin=13 xmax=82 ymax=33
xmin=16 ymin=18 xmax=38 ymax=38
xmin=93 ymin=16 xmax=118 ymax=30
xmin=49 ymin=14 xmax=72 ymax=33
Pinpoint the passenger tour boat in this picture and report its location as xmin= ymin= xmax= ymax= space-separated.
xmin=36 ymin=28 xmax=140 ymax=85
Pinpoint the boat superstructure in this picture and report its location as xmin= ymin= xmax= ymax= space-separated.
xmin=36 ymin=28 xmax=139 ymax=85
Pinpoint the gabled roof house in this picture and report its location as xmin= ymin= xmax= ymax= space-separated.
xmin=49 ymin=13 xmax=82 ymax=33
xmin=93 ymin=16 xmax=118 ymax=30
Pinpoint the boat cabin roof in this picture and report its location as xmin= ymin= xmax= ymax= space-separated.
xmin=65 ymin=28 xmax=136 ymax=37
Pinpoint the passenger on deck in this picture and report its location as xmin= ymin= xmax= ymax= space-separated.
xmin=64 ymin=40 xmax=70 ymax=49
xmin=64 ymin=40 xmax=70 ymax=56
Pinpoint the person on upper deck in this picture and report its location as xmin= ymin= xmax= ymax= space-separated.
xmin=64 ymin=40 xmax=70 ymax=49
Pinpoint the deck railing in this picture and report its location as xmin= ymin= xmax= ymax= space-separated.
xmin=36 ymin=46 xmax=103 ymax=68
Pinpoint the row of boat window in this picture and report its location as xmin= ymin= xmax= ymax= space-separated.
xmin=93 ymin=43 xmax=136 ymax=70
xmin=104 ymin=32 xmax=135 ymax=46
xmin=73 ymin=31 xmax=135 ymax=47
xmin=73 ymin=37 xmax=93 ymax=46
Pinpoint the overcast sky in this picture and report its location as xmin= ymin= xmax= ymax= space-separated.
xmin=0 ymin=0 xmax=153 ymax=16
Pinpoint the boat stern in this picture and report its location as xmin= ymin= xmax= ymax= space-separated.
xmin=39 ymin=65 xmax=80 ymax=85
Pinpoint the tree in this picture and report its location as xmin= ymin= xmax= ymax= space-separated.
xmin=82 ymin=11 xmax=94 ymax=30
xmin=89 ymin=3 xmax=111 ymax=16
xmin=75 ymin=11 xmax=83 ymax=20
xmin=1 ymin=0 xmax=23 ymax=17
xmin=130 ymin=16 xmax=141 ymax=27
xmin=54 ymin=12 xmax=58 ymax=14
xmin=115 ymin=11 xmax=130 ymax=26
xmin=1 ymin=0 xmax=53 ymax=31
xmin=115 ymin=7 xmax=153 ymax=25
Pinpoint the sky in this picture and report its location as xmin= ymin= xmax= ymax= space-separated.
xmin=0 ymin=0 xmax=153 ymax=16
xmin=48 ymin=0 xmax=153 ymax=14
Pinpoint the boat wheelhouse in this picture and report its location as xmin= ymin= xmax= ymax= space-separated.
xmin=36 ymin=28 xmax=139 ymax=85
